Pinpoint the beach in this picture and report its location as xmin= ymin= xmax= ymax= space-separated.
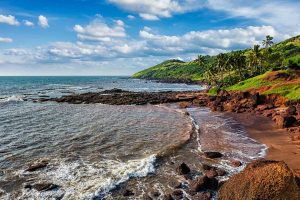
xmin=226 ymin=112 xmax=300 ymax=170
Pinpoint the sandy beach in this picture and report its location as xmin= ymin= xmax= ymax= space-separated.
xmin=226 ymin=112 xmax=300 ymax=170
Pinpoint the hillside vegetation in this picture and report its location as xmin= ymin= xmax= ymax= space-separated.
xmin=133 ymin=35 xmax=300 ymax=99
xmin=133 ymin=35 xmax=300 ymax=84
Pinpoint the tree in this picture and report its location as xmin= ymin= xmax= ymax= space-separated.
xmin=196 ymin=55 xmax=205 ymax=67
xmin=262 ymin=35 xmax=274 ymax=48
xmin=248 ymin=45 xmax=262 ymax=75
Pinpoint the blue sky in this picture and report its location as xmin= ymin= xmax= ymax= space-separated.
xmin=0 ymin=0 xmax=299 ymax=75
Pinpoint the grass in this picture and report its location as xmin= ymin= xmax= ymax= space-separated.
xmin=263 ymin=84 xmax=300 ymax=100
xmin=226 ymin=73 xmax=271 ymax=91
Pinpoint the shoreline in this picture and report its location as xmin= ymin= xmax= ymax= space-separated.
xmin=225 ymin=112 xmax=300 ymax=170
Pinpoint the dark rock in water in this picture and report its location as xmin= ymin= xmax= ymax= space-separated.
xmin=205 ymin=169 xmax=218 ymax=178
xmin=190 ymin=175 xmax=218 ymax=192
xmin=216 ymin=168 xmax=226 ymax=176
xmin=202 ymin=164 xmax=213 ymax=170
xmin=31 ymin=183 xmax=59 ymax=191
xmin=172 ymin=189 xmax=183 ymax=198
xmin=123 ymin=189 xmax=134 ymax=196
xmin=217 ymin=160 xmax=300 ymax=200
xmin=176 ymin=162 xmax=191 ymax=175
xmin=204 ymin=152 xmax=223 ymax=159
xmin=191 ymin=191 xmax=212 ymax=200
xmin=230 ymin=159 xmax=242 ymax=167
xmin=162 ymin=194 xmax=174 ymax=200
xmin=26 ymin=160 xmax=48 ymax=172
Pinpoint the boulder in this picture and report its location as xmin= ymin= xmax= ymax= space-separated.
xmin=123 ymin=189 xmax=134 ymax=196
xmin=29 ymin=183 xmax=59 ymax=191
xmin=286 ymin=105 xmax=297 ymax=115
xmin=191 ymin=191 xmax=212 ymax=200
xmin=190 ymin=175 xmax=218 ymax=193
xmin=217 ymin=160 xmax=300 ymax=200
xmin=176 ymin=162 xmax=191 ymax=175
xmin=230 ymin=159 xmax=242 ymax=167
xmin=273 ymin=115 xmax=296 ymax=128
xmin=179 ymin=101 xmax=192 ymax=108
xmin=26 ymin=160 xmax=48 ymax=172
xmin=204 ymin=151 xmax=223 ymax=159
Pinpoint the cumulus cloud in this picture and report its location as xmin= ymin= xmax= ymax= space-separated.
xmin=73 ymin=18 xmax=126 ymax=42
xmin=206 ymin=0 xmax=300 ymax=35
xmin=0 ymin=37 xmax=13 ymax=43
xmin=108 ymin=0 xmax=203 ymax=20
xmin=38 ymin=15 xmax=49 ymax=28
xmin=0 ymin=14 xmax=20 ymax=26
xmin=23 ymin=20 xmax=34 ymax=26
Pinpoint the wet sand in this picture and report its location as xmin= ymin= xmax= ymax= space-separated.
xmin=226 ymin=112 xmax=300 ymax=170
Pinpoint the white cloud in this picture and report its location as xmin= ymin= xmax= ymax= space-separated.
xmin=206 ymin=0 xmax=300 ymax=35
xmin=0 ymin=37 xmax=13 ymax=43
xmin=0 ymin=14 xmax=20 ymax=26
xmin=73 ymin=18 xmax=126 ymax=42
xmin=38 ymin=15 xmax=49 ymax=28
xmin=108 ymin=0 xmax=204 ymax=20
xmin=127 ymin=15 xmax=136 ymax=20
xmin=24 ymin=20 xmax=34 ymax=26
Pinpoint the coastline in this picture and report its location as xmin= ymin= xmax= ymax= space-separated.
xmin=225 ymin=112 xmax=300 ymax=170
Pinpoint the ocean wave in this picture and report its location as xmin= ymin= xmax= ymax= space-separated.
xmin=18 ymin=155 xmax=157 ymax=200
xmin=0 ymin=95 xmax=24 ymax=103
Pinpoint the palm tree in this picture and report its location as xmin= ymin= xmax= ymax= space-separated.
xmin=196 ymin=55 xmax=205 ymax=67
xmin=262 ymin=35 xmax=274 ymax=48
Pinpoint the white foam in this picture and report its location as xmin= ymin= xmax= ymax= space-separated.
xmin=18 ymin=155 xmax=157 ymax=200
xmin=0 ymin=95 xmax=24 ymax=103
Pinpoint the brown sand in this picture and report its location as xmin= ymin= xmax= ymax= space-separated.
xmin=225 ymin=112 xmax=300 ymax=170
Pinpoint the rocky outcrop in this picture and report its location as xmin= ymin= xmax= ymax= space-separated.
xmin=25 ymin=160 xmax=48 ymax=172
xmin=217 ymin=160 xmax=300 ymax=200
xmin=43 ymin=89 xmax=203 ymax=105
xmin=203 ymin=151 xmax=223 ymax=159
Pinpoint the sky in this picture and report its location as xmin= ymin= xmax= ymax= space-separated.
xmin=0 ymin=0 xmax=299 ymax=76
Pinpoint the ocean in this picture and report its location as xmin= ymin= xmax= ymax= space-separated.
xmin=0 ymin=76 xmax=267 ymax=199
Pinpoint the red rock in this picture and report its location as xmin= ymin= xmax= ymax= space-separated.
xmin=218 ymin=160 xmax=300 ymax=200
xmin=273 ymin=115 xmax=296 ymax=128
xmin=206 ymin=169 xmax=218 ymax=178
xmin=230 ymin=159 xmax=242 ymax=167
xmin=191 ymin=191 xmax=212 ymax=200
xmin=286 ymin=105 xmax=297 ymax=115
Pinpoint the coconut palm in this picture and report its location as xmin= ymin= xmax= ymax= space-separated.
xmin=196 ymin=55 xmax=205 ymax=67
xmin=262 ymin=35 xmax=274 ymax=48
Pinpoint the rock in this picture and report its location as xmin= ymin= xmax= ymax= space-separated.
xmin=273 ymin=115 xmax=296 ymax=128
xmin=191 ymin=191 xmax=212 ymax=200
xmin=170 ymin=181 xmax=182 ymax=189
xmin=26 ymin=160 xmax=48 ymax=172
xmin=190 ymin=175 xmax=218 ymax=192
xmin=256 ymin=104 xmax=273 ymax=111
xmin=176 ymin=162 xmax=191 ymax=175
xmin=162 ymin=194 xmax=174 ymax=200
xmin=205 ymin=169 xmax=218 ymax=178
xmin=216 ymin=168 xmax=226 ymax=176
xmin=31 ymin=183 xmax=59 ymax=191
xmin=179 ymin=101 xmax=192 ymax=108
xmin=230 ymin=159 xmax=242 ymax=167
xmin=204 ymin=151 xmax=223 ymax=159
xmin=217 ymin=160 xmax=300 ymax=200
xmin=190 ymin=176 xmax=210 ymax=193
xmin=123 ymin=189 xmax=134 ymax=196
xmin=172 ymin=190 xmax=183 ymax=198
xmin=286 ymin=105 xmax=297 ymax=115
xmin=202 ymin=164 xmax=213 ymax=170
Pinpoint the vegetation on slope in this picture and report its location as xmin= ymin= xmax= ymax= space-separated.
xmin=133 ymin=35 xmax=300 ymax=87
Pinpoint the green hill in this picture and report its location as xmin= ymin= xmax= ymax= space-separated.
xmin=132 ymin=35 xmax=300 ymax=84
xmin=132 ymin=59 xmax=204 ymax=82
